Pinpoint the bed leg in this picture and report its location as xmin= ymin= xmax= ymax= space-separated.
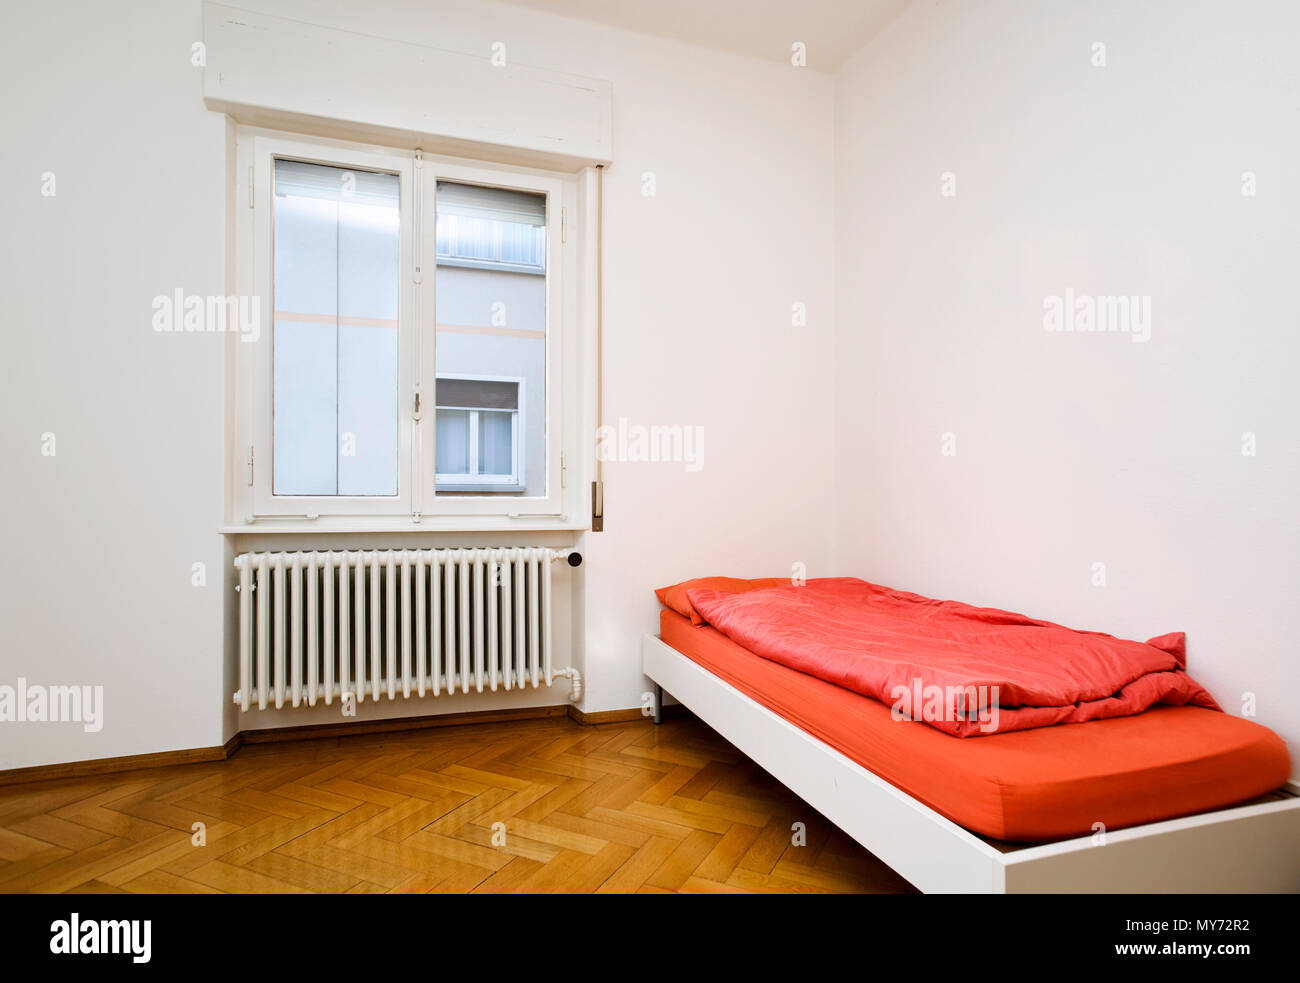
xmin=653 ymin=684 xmax=663 ymax=725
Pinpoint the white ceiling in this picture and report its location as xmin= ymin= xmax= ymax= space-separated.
xmin=499 ymin=0 xmax=913 ymax=72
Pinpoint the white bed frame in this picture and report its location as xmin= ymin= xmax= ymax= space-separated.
xmin=643 ymin=633 xmax=1300 ymax=894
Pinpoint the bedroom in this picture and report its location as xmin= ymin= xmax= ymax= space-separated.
xmin=0 ymin=0 xmax=1295 ymax=962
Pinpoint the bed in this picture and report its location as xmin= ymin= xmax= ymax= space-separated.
xmin=643 ymin=578 xmax=1300 ymax=893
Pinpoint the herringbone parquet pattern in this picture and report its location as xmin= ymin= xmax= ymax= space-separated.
xmin=0 ymin=715 xmax=915 ymax=894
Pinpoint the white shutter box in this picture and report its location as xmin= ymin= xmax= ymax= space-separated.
xmin=202 ymin=3 xmax=613 ymax=168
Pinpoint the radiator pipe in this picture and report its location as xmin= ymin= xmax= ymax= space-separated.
xmin=552 ymin=666 xmax=583 ymax=702
xmin=237 ymin=549 xmax=582 ymax=569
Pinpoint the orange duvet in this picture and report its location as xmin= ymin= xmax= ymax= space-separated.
xmin=660 ymin=608 xmax=1291 ymax=841
xmin=687 ymin=578 xmax=1218 ymax=737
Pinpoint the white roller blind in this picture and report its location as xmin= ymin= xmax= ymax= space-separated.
xmin=437 ymin=181 xmax=545 ymax=226
xmin=275 ymin=159 xmax=399 ymax=206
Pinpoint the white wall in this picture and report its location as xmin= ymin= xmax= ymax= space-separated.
xmin=0 ymin=1 xmax=229 ymax=770
xmin=547 ymin=20 xmax=840 ymax=714
xmin=833 ymin=0 xmax=1300 ymax=775
xmin=0 ymin=0 xmax=837 ymax=768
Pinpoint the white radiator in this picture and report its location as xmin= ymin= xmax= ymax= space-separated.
xmin=232 ymin=547 xmax=581 ymax=711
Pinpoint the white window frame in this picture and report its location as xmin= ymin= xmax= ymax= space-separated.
xmin=234 ymin=128 xmax=573 ymax=523
xmin=433 ymin=373 xmax=525 ymax=491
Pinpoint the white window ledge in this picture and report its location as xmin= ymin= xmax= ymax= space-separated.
xmin=220 ymin=516 xmax=588 ymax=535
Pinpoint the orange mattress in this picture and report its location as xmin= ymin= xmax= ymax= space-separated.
xmin=660 ymin=609 xmax=1291 ymax=842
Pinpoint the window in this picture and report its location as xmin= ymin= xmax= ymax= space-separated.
xmin=237 ymin=132 xmax=573 ymax=522
xmin=434 ymin=376 xmax=523 ymax=491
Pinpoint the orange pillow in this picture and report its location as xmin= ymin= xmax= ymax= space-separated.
xmin=654 ymin=576 xmax=788 ymax=626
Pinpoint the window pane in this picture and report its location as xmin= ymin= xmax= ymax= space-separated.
xmin=337 ymin=324 xmax=398 ymax=496
xmin=439 ymin=214 xmax=496 ymax=262
xmin=273 ymin=321 xmax=337 ymax=494
xmin=435 ymin=409 xmax=470 ymax=475
xmin=479 ymin=412 xmax=513 ymax=475
xmin=497 ymin=222 xmax=545 ymax=267
xmin=337 ymin=193 xmax=400 ymax=496
xmin=435 ymin=181 xmax=545 ymax=496
xmin=273 ymin=159 xmax=400 ymax=496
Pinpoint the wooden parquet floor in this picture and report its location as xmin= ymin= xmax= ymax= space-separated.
xmin=0 ymin=715 xmax=916 ymax=894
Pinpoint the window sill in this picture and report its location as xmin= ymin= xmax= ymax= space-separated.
xmin=220 ymin=516 xmax=588 ymax=535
